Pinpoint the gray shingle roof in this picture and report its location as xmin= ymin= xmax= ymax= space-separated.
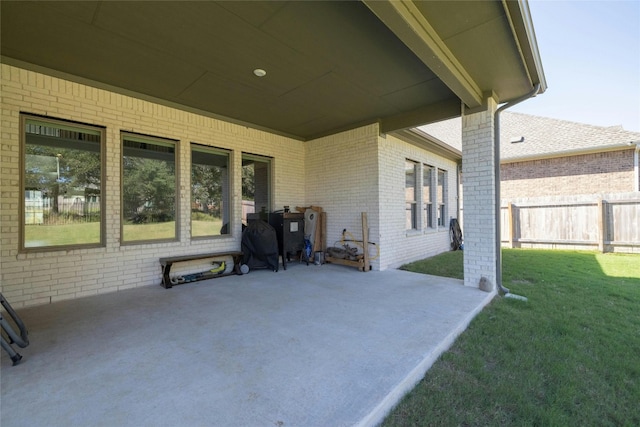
xmin=417 ymin=112 xmax=640 ymax=161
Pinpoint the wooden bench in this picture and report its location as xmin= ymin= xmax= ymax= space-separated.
xmin=159 ymin=251 xmax=244 ymax=288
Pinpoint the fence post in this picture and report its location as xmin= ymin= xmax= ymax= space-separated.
xmin=597 ymin=199 xmax=605 ymax=253
xmin=507 ymin=202 xmax=514 ymax=248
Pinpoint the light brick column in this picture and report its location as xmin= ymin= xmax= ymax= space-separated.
xmin=461 ymin=97 xmax=498 ymax=290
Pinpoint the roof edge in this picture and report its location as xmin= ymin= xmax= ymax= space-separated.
xmin=502 ymin=0 xmax=547 ymax=95
xmin=501 ymin=142 xmax=638 ymax=163
xmin=391 ymin=128 xmax=462 ymax=161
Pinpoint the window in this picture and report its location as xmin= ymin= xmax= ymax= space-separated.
xmin=437 ymin=169 xmax=447 ymax=227
xmin=121 ymin=133 xmax=177 ymax=243
xmin=405 ymin=160 xmax=418 ymax=230
xmin=22 ymin=115 xmax=104 ymax=250
xmin=191 ymin=145 xmax=230 ymax=237
xmin=242 ymin=154 xmax=272 ymax=224
xmin=423 ymin=165 xmax=434 ymax=228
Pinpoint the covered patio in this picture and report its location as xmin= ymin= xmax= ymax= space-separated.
xmin=1 ymin=2 xmax=545 ymax=424
xmin=1 ymin=264 xmax=492 ymax=427
xmin=1 ymin=0 xmax=547 ymax=308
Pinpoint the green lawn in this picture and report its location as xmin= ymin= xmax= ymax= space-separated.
xmin=25 ymin=223 xmax=100 ymax=246
xmin=400 ymin=250 xmax=464 ymax=279
xmin=191 ymin=218 xmax=224 ymax=237
xmin=26 ymin=222 xmax=177 ymax=246
xmin=26 ymin=219 xmax=225 ymax=246
xmin=122 ymin=221 xmax=177 ymax=241
xmin=385 ymin=249 xmax=640 ymax=426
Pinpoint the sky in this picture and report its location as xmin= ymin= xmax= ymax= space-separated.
xmin=509 ymin=0 xmax=640 ymax=132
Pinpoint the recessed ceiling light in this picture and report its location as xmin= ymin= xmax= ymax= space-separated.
xmin=253 ymin=68 xmax=267 ymax=77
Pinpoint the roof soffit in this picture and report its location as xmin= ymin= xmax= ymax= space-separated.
xmin=364 ymin=0 xmax=544 ymax=110
xmin=0 ymin=1 xmax=544 ymax=140
xmin=363 ymin=0 xmax=483 ymax=109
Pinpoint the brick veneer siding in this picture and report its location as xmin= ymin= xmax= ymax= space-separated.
xmin=304 ymin=125 xmax=382 ymax=270
xmin=461 ymin=98 xmax=499 ymax=290
xmin=1 ymin=64 xmax=306 ymax=307
xmin=304 ymin=126 xmax=458 ymax=271
xmin=377 ymin=134 xmax=458 ymax=270
xmin=1 ymin=64 xmax=466 ymax=306
xmin=501 ymin=149 xmax=635 ymax=199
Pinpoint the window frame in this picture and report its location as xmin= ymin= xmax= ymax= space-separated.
xmin=405 ymin=160 xmax=418 ymax=231
xmin=437 ymin=168 xmax=447 ymax=228
xmin=120 ymin=132 xmax=179 ymax=245
xmin=190 ymin=143 xmax=231 ymax=239
xmin=423 ymin=164 xmax=435 ymax=229
xmin=20 ymin=114 xmax=106 ymax=252
xmin=241 ymin=152 xmax=273 ymax=224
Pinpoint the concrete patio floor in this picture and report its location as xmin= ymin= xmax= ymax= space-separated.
xmin=1 ymin=262 xmax=494 ymax=427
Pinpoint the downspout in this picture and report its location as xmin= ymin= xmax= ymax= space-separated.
xmin=494 ymin=83 xmax=541 ymax=295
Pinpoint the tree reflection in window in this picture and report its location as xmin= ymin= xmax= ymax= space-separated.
xmin=191 ymin=145 xmax=230 ymax=237
xmin=121 ymin=134 xmax=176 ymax=242
xmin=23 ymin=116 xmax=103 ymax=249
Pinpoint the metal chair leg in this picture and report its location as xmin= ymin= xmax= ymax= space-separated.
xmin=1 ymin=292 xmax=29 ymax=366
xmin=1 ymin=335 xmax=22 ymax=365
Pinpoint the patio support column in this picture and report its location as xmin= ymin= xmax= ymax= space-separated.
xmin=461 ymin=96 xmax=498 ymax=290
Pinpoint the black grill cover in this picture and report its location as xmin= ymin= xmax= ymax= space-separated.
xmin=242 ymin=220 xmax=279 ymax=272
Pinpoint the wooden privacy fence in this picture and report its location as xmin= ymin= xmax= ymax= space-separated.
xmin=500 ymin=194 xmax=640 ymax=253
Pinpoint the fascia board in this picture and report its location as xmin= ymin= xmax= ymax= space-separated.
xmin=363 ymin=0 xmax=483 ymax=109
xmin=391 ymin=128 xmax=462 ymax=161
xmin=502 ymin=0 xmax=548 ymax=94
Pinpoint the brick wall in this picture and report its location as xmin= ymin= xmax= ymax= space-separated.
xmin=304 ymin=125 xmax=381 ymax=269
xmin=377 ymin=134 xmax=458 ymax=270
xmin=501 ymin=149 xmax=636 ymax=198
xmin=1 ymin=63 xmax=465 ymax=306
xmin=1 ymin=64 xmax=306 ymax=307
xmin=304 ymin=129 xmax=458 ymax=271
xmin=461 ymin=99 xmax=498 ymax=290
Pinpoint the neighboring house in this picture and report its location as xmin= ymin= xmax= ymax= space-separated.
xmin=500 ymin=113 xmax=640 ymax=198
xmin=0 ymin=1 xmax=545 ymax=307
xmin=421 ymin=111 xmax=640 ymax=198
xmin=420 ymin=112 xmax=640 ymax=253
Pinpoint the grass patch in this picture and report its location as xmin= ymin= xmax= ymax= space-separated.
xmin=191 ymin=219 xmax=224 ymax=237
xmin=385 ymin=249 xmax=640 ymax=426
xmin=26 ymin=219 xmax=226 ymax=245
xmin=400 ymin=250 xmax=463 ymax=280
xmin=25 ymin=223 xmax=100 ymax=246
xmin=122 ymin=221 xmax=176 ymax=241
